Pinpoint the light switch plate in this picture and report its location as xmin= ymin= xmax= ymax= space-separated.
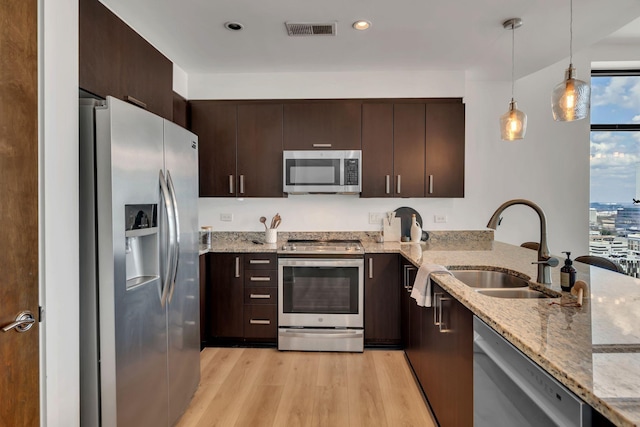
xmin=220 ymin=213 xmax=233 ymax=222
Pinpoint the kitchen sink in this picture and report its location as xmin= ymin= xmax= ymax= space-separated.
xmin=451 ymin=269 xmax=530 ymax=288
xmin=475 ymin=288 xmax=556 ymax=299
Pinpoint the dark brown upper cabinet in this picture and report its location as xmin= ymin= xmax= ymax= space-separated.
xmin=283 ymin=102 xmax=362 ymax=150
xmin=172 ymin=92 xmax=188 ymax=128
xmin=79 ymin=0 xmax=173 ymax=121
xmin=189 ymin=101 xmax=284 ymax=198
xmin=425 ymin=101 xmax=465 ymax=198
xmin=362 ymin=99 xmax=465 ymax=198
xmin=361 ymin=103 xmax=395 ymax=197
xmin=393 ymin=103 xmax=427 ymax=198
xmin=237 ymin=104 xmax=284 ymax=197
xmin=189 ymin=102 xmax=237 ymax=197
xmin=362 ymin=102 xmax=426 ymax=198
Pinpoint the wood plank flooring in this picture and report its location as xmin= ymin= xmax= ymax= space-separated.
xmin=176 ymin=348 xmax=436 ymax=427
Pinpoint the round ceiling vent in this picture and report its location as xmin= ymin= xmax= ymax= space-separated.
xmin=224 ymin=22 xmax=244 ymax=31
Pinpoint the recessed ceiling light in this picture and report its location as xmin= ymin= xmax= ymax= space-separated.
xmin=224 ymin=22 xmax=244 ymax=31
xmin=352 ymin=20 xmax=371 ymax=31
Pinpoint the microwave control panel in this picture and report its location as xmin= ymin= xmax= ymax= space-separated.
xmin=344 ymin=159 xmax=359 ymax=185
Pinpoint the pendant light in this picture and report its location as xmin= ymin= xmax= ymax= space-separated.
xmin=551 ymin=0 xmax=590 ymax=121
xmin=500 ymin=18 xmax=527 ymax=141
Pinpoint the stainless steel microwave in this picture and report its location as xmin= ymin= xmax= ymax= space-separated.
xmin=283 ymin=150 xmax=362 ymax=194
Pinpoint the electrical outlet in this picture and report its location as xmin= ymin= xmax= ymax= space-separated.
xmin=434 ymin=215 xmax=447 ymax=223
xmin=220 ymin=213 xmax=233 ymax=222
xmin=369 ymin=212 xmax=383 ymax=224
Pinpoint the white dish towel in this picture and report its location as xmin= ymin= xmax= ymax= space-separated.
xmin=410 ymin=263 xmax=452 ymax=307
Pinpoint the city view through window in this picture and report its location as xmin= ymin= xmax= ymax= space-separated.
xmin=590 ymin=72 xmax=640 ymax=276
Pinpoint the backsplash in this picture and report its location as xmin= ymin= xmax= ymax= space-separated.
xmin=198 ymin=195 xmax=484 ymax=233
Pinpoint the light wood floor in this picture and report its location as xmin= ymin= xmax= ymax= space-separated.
xmin=176 ymin=348 xmax=436 ymax=427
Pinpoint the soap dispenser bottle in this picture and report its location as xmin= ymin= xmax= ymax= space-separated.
xmin=410 ymin=214 xmax=422 ymax=243
xmin=560 ymin=251 xmax=576 ymax=292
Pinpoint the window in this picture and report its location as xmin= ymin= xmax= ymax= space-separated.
xmin=590 ymin=70 xmax=640 ymax=276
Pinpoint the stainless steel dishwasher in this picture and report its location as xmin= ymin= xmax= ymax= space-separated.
xmin=473 ymin=316 xmax=591 ymax=427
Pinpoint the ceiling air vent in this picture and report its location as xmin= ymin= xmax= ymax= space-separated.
xmin=285 ymin=22 xmax=337 ymax=36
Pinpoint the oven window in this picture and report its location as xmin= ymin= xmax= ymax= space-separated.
xmin=282 ymin=266 xmax=359 ymax=314
xmin=285 ymin=159 xmax=340 ymax=186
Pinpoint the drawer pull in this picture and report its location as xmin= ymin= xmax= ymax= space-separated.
xmin=249 ymin=259 xmax=271 ymax=265
xmin=250 ymin=319 xmax=271 ymax=325
xmin=250 ymin=294 xmax=271 ymax=299
xmin=312 ymin=143 xmax=332 ymax=148
xmin=250 ymin=276 xmax=271 ymax=282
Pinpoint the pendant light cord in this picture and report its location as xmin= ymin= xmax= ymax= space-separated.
xmin=511 ymin=22 xmax=515 ymax=100
xmin=569 ymin=0 xmax=573 ymax=64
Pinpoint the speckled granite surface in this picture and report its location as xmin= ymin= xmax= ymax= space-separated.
xmin=201 ymin=231 xmax=640 ymax=426
xmin=401 ymin=241 xmax=640 ymax=427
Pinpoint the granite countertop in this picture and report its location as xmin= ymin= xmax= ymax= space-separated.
xmin=399 ymin=240 xmax=640 ymax=427
xmin=201 ymin=231 xmax=640 ymax=426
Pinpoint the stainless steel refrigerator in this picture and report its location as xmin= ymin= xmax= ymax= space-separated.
xmin=80 ymin=96 xmax=200 ymax=427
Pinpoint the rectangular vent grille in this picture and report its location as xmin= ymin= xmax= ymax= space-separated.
xmin=285 ymin=22 xmax=336 ymax=36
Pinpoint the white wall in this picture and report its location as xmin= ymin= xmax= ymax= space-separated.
xmin=194 ymin=57 xmax=590 ymax=255
xmin=40 ymin=0 xmax=79 ymax=426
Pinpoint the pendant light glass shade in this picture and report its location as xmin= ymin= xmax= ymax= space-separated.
xmin=551 ymin=0 xmax=590 ymax=121
xmin=500 ymin=100 xmax=527 ymax=140
xmin=500 ymin=18 xmax=527 ymax=141
xmin=551 ymin=65 xmax=590 ymax=121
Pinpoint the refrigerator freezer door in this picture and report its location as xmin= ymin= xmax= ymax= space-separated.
xmin=95 ymin=97 xmax=169 ymax=427
xmin=163 ymin=120 xmax=201 ymax=425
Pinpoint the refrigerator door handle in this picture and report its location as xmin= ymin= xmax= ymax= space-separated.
xmin=166 ymin=170 xmax=180 ymax=304
xmin=159 ymin=170 xmax=176 ymax=308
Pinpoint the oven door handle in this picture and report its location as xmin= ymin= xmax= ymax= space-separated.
xmin=281 ymin=330 xmax=363 ymax=339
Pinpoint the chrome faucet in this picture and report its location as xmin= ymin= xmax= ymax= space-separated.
xmin=486 ymin=199 xmax=559 ymax=285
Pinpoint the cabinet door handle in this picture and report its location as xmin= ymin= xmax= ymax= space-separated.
xmin=429 ymin=175 xmax=434 ymax=194
xmin=234 ymin=256 xmax=240 ymax=278
xmin=433 ymin=291 xmax=442 ymax=325
xmin=397 ymin=175 xmax=401 ymax=194
xmin=385 ymin=175 xmax=390 ymax=194
xmin=249 ymin=276 xmax=271 ymax=282
xmin=229 ymin=175 xmax=235 ymax=194
xmin=250 ymin=319 xmax=271 ymax=325
xmin=439 ymin=297 xmax=451 ymax=333
xmin=124 ymin=95 xmax=147 ymax=110
xmin=368 ymin=257 xmax=374 ymax=279
xmin=250 ymin=294 xmax=271 ymax=299
xmin=239 ymin=175 xmax=245 ymax=194
xmin=312 ymin=143 xmax=332 ymax=148
xmin=403 ymin=265 xmax=417 ymax=291
xmin=249 ymin=259 xmax=271 ymax=265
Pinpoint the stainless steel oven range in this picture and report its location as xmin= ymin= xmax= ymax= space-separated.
xmin=277 ymin=240 xmax=364 ymax=352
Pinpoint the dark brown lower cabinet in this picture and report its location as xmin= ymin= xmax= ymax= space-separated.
xmin=208 ymin=253 xmax=244 ymax=340
xmin=364 ymin=254 xmax=401 ymax=346
xmin=207 ymin=252 xmax=277 ymax=345
xmin=401 ymin=256 xmax=473 ymax=427
xmin=199 ymin=254 xmax=208 ymax=348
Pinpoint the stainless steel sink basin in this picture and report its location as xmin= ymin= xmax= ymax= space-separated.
xmin=475 ymin=288 xmax=555 ymax=299
xmin=451 ymin=269 xmax=530 ymax=289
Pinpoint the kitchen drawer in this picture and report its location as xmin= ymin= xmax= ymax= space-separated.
xmin=244 ymin=304 xmax=277 ymax=339
xmin=243 ymin=254 xmax=277 ymax=270
xmin=244 ymin=287 xmax=277 ymax=304
xmin=244 ymin=270 xmax=277 ymax=287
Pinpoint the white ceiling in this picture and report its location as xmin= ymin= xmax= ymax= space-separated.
xmin=99 ymin=0 xmax=640 ymax=81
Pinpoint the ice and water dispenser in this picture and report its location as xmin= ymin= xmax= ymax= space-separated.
xmin=125 ymin=204 xmax=159 ymax=289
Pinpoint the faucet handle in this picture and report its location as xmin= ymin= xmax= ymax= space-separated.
xmin=532 ymin=257 xmax=559 ymax=267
